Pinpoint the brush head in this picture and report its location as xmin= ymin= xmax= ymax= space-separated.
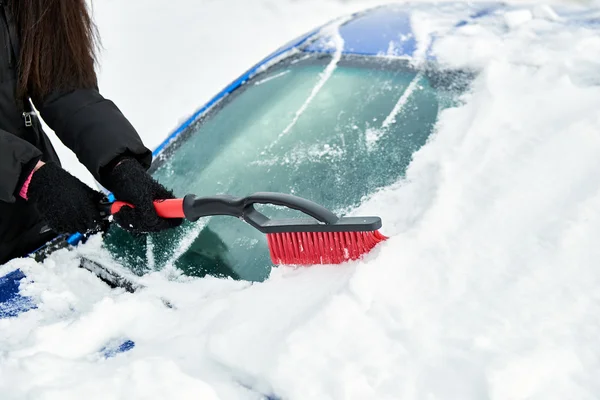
xmin=267 ymin=229 xmax=387 ymax=265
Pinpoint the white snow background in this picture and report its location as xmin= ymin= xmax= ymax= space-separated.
xmin=3 ymin=0 xmax=600 ymax=399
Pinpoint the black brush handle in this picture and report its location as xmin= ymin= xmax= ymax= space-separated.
xmin=244 ymin=192 xmax=339 ymax=224
xmin=105 ymin=192 xmax=380 ymax=234
xmin=182 ymin=192 xmax=339 ymax=228
xmin=182 ymin=194 xmax=244 ymax=220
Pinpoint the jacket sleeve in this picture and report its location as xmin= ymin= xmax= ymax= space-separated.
xmin=35 ymin=88 xmax=152 ymax=184
xmin=0 ymin=129 xmax=42 ymax=203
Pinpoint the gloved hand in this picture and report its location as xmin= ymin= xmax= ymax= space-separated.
xmin=27 ymin=162 xmax=105 ymax=234
xmin=102 ymin=158 xmax=183 ymax=234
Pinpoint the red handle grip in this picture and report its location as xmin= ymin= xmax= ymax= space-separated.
xmin=110 ymin=198 xmax=185 ymax=219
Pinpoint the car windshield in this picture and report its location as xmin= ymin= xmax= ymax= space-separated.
xmin=102 ymin=53 xmax=469 ymax=282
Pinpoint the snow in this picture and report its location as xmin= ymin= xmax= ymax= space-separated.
xmin=4 ymin=0 xmax=600 ymax=399
xmin=504 ymin=9 xmax=535 ymax=28
xmin=277 ymin=23 xmax=347 ymax=143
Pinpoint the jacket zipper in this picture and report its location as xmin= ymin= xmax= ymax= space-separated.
xmin=22 ymin=112 xmax=32 ymax=127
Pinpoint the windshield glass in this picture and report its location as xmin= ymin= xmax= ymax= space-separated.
xmin=103 ymin=54 xmax=469 ymax=281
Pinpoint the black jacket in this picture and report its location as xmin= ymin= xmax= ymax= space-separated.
xmin=0 ymin=5 xmax=151 ymax=263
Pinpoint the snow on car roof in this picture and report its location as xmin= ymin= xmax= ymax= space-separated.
xmin=303 ymin=1 xmax=600 ymax=59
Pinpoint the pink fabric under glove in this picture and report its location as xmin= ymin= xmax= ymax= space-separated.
xmin=19 ymin=168 xmax=36 ymax=200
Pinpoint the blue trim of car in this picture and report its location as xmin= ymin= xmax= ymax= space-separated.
xmin=0 ymin=269 xmax=37 ymax=318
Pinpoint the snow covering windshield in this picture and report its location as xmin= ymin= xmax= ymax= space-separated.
xmin=103 ymin=53 xmax=468 ymax=281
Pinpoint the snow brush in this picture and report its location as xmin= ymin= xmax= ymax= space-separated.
xmin=102 ymin=192 xmax=387 ymax=265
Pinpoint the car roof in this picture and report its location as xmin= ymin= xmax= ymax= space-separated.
xmin=302 ymin=1 xmax=600 ymax=58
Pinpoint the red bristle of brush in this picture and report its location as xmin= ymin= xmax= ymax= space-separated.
xmin=266 ymin=230 xmax=388 ymax=265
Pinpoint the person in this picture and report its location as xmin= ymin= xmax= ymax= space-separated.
xmin=0 ymin=0 xmax=182 ymax=265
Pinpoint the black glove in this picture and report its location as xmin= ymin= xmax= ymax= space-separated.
xmin=103 ymin=158 xmax=183 ymax=234
xmin=27 ymin=162 xmax=105 ymax=234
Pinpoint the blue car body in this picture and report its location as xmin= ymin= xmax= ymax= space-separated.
xmin=1 ymin=1 xmax=597 ymax=323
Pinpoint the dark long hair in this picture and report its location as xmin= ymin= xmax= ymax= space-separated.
xmin=9 ymin=0 xmax=100 ymax=101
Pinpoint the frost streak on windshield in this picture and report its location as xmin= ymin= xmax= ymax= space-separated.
xmin=254 ymin=70 xmax=291 ymax=86
xmin=382 ymin=71 xmax=424 ymax=129
xmin=272 ymin=26 xmax=346 ymax=148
